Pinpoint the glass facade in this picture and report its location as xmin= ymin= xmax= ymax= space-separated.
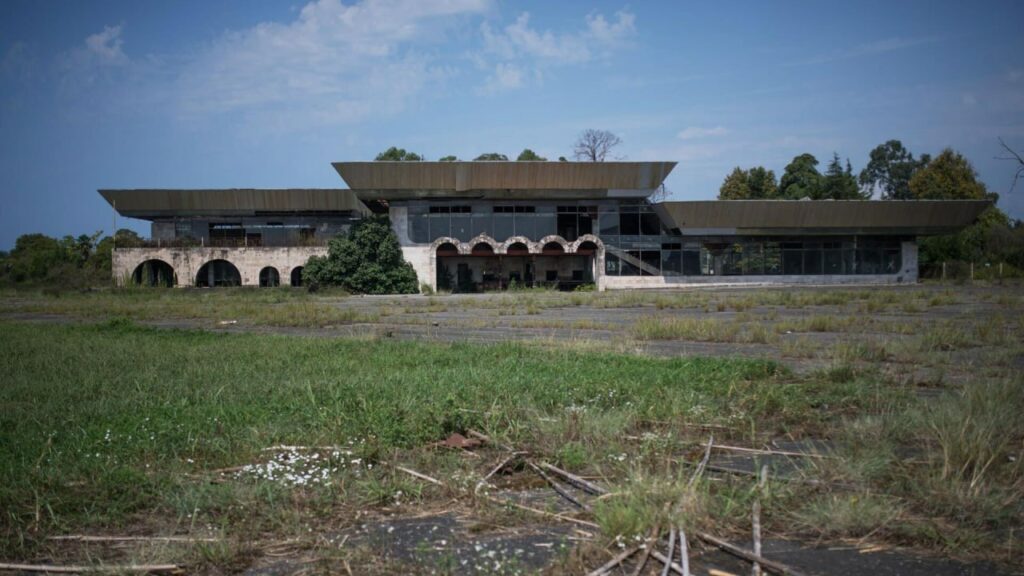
xmin=408 ymin=199 xmax=905 ymax=278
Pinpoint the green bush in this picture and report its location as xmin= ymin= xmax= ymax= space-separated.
xmin=302 ymin=215 xmax=419 ymax=294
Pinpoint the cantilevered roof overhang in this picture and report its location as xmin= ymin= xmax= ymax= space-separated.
xmin=98 ymin=189 xmax=371 ymax=220
xmin=332 ymin=161 xmax=677 ymax=201
xmin=654 ymin=200 xmax=992 ymax=236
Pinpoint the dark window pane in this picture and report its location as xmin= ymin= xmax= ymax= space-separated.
xmin=662 ymin=250 xmax=682 ymax=276
xmin=451 ymin=215 xmax=472 ymax=241
xmin=620 ymin=212 xmax=640 ymax=235
xmin=682 ymin=250 xmax=701 ymax=275
xmin=803 ymin=249 xmax=823 ymax=274
xmin=493 ymin=214 xmax=514 ymax=241
xmin=783 ymin=250 xmax=803 ymax=274
xmin=640 ymin=212 xmax=662 ymax=236
xmin=599 ymin=211 xmax=619 ymax=235
xmin=429 ymin=214 xmax=450 ymax=239
xmin=605 ymin=252 xmax=620 ymax=276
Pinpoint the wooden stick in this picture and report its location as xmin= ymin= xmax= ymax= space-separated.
xmin=585 ymin=545 xmax=641 ymax=576
xmin=47 ymin=535 xmax=218 ymax=544
xmin=679 ymin=528 xmax=691 ymax=576
xmin=393 ymin=465 xmax=443 ymax=486
xmin=661 ymin=527 xmax=677 ymax=576
xmin=484 ymin=453 xmax=522 ymax=482
xmin=466 ymin=429 xmax=515 ymax=452
xmin=483 ymin=495 xmax=599 ymax=529
xmin=528 ymin=462 xmax=591 ymax=511
xmin=696 ymin=532 xmax=809 ymax=576
xmin=0 ymin=562 xmax=180 ymax=573
xmin=539 ymin=462 xmax=608 ymax=496
xmin=629 ymin=525 xmax=660 ymax=576
xmin=712 ymin=444 xmax=830 ymax=459
xmin=688 ymin=435 xmax=714 ymax=487
xmin=650 ymin=550 xmax=684 ymax=575
xmin=752 ymin=464 xmax=768 ymax=576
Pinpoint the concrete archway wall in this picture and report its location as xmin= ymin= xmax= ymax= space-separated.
xmin=113 ymin=247 xmax=328 ymax=287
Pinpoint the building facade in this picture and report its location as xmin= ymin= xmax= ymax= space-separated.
xmin=100 ymin=161 xmax=989 ymax=290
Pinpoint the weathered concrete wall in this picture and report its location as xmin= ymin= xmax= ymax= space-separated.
xmin=113 ymin=247 xmax=328 ymax=287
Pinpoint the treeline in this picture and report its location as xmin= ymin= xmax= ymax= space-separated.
xmin=375 ymin=146 xmax=563 ymax=162
xmin=718 ymin=140 xmax=1024 ymax=278
xmin=0 ymin=229 xmax=143 ymax=289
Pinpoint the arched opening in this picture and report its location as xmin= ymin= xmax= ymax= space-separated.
xmin=195 ymin=259 xmax=241 ymax=287
xmin=542 ymin=241 xmax=566 ymax=255
xmin=290 ymin=266 xmax=304 ymax=287
xmin=575 ymin=240 xmax=599 ymax=256
xmin=470 ymin=242 xmax=495 ymax=256
xmin=435 ymin=242 xmax=459 ymax=257
xmin=132 ymin=259 xmax=175 ymax=287
xmin=506 ymin=242 xmax=529 ymax=256
xmin=259 ymin=267 xmax=280 ymax=287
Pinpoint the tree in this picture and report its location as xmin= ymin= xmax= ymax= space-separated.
xmin=779 ymin=153 xmax=823 ymax=199
xmin=820 ymin=153 xmax=866 ymax=199
xmin=439 ymin=155 xmax=458 ymax=162
xmin=719 ymin=167 xmax=751 ymax=199
xmin=375 ymin=147 xmax=423 ymax=161
xmin=747 ymin=166 xmax=779 ymax=199
xmin=909 ymin=148 xmax=988 ymax=199
xmin=302 ymin=215 xmax=419 ymax=294
xmin=573 ymin=129 xmax=622 ymax=162
xmin=474 ymin=152 xmax=509 ymax=161
xmin=859 ymin=140 xmax=929 ymax=199
xmin=516 ymin=149 xmax=547 ymax=161
xmin=996 ymin=137 xmax=1024 ymax=192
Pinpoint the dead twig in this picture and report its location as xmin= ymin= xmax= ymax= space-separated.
xmin=466 ymin=429 xmax=515 ymax=452
xmin=586 ymin=545 xmax=642 ymax=576
xmin=393 ymin=465 xmax=443 ymax=486
xmin=483 ymin=495 xmax=600 ymax=529
xmin=47 ymin=535 xmax=218 ymax=544
xmin=688 ymin=435 xmax=714 ymax=487
xmin=661 ymin=527 xmax=676 ymax=576
xmin=0 ymin=562 xmax=181 ymax=573
xmin=528 ymin=462 xmax=591 ymax=511
xmin=679 ymin=528 xmax=691 ymax=576
xmin=650 ymin=549 xmax=684 ymax=575
xmin=712 ymin=444 xmax=831 ymax=459
xmin=629 ymin=524 xmax=660 ymax=576
xmin=696 ymin=532 xmax=809 ymax=576
xmin=753 ymin=464 xmax=768 ymax=576
xmin=539 ymin=462 xmax=608 ymax=496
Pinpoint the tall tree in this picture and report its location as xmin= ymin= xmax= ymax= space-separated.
xmin=859 ymin=140 xmax=928 ymax=199
xmin=516 ymin=149 xmax=547 ymax=161
xmin=747 ymin=166 xmax=779 ymax=199
xmin=375 ymin=147 xmax=423 ymax=161
xmin=778 ymin=153 xmax=823 ymax=199
xmin=820 ymin=153 xmax=866 ymax=199
xmin=573 ymin=129 xmax=622 ymax=162
xmin=473 ymin=152 xmax=509 ymax=161
xmin=718 ymin=167 xmax=751 ymax=199
xmin=909 ymin=148 xmax=988 ymax=199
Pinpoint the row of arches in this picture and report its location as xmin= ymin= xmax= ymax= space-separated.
xmin=130 ymin=259 xmax=305 ymax=288
xmin=430 ymin=234 xmax=603 ymax=257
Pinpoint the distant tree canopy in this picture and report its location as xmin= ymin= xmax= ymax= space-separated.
xmin=718 ymin=166 xmax=778 ymax=199
xmin=303 ymin=215 xmax=419 ymax=294
xmin=516 ymin=149 xmax=547 ymax=161
xmin=474 ymin=152 xmax=509 ymax=161
xmin=438 ymin=155 xmax=458 ymax=162
xmin=909 ymin=148 xmax=989 ymax=200
xmin=859 ymin=140 xmax=929 ymax=199
xmin=778 ymin=153 xmax=823 ymax=199
xmin=573 ymin=129 xmax=622 ymax=162
xmin=820 ymin=153 xmax=868 ymax=200
xmin=375 ymin=147 xmax=423 ymax=161
xmin=1 ymin=229 xmax=128 ymax=287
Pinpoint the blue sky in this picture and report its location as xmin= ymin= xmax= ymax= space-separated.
xmin=2 ymin=0 xmax=1023 ymax=248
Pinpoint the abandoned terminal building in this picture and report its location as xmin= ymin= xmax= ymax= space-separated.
xmin=99 ymin=161 xmax=990 ymax=291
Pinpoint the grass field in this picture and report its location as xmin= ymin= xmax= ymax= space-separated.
xmin=1 ymin=284 xmax=1022 ymax=574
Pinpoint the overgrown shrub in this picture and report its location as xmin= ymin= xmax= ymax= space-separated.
xmin=302 ymin=215 xmax=419 ymax=294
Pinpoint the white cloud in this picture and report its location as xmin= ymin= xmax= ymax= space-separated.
xmin=84 ymin=25 xmax=128 ymax=65
xmin=173 ymin=0 xmax=490 ymax=126
xmin=477 ymin=8 xmax=635 ymax=92
xmin=480 ymin=62 xmax=525 ymax=94
xmin=677 ymin=126 xmax=729 ymax=140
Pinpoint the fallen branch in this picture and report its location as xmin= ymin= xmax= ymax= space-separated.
xmin=586 ymin=545 xmax=641 ymax=576
xmin=466 ymin=429 xmax=515 ymax=452
xmin=696 ymin=532 xmax=809 ymax=576
xmin=629 ymin=526 xmax=659 ymax=576
xmin=528 ymin=462 xmax=591 ymax=511
xmin=47 ymin=535 xmax=218 ymax=544
xmin=0 ymin=562 xmax=181 ymax=574
xmin=483 ymin=495 xmax=599 ymax=529
xmin=688 ymin=435 xmax=714 ymax=487
xmin=650 ymin=549 xmax=684 ymax=575
xmin=753 ymin=464 xmax=768 ymax=576
xmin=661 ymin=527 xmax=676 ymax=576
xmin=679 ymin=528 xmax=691 ymax=576
xmin=393 ymin=465 xmax=444 ymax=486
xmin=260 ymin=445 xmax=344 ymax=452
xmin=712 ymin=444 xmax=830 ymax=459
xmin=539 ymin=462 xmax=608 ymax=496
